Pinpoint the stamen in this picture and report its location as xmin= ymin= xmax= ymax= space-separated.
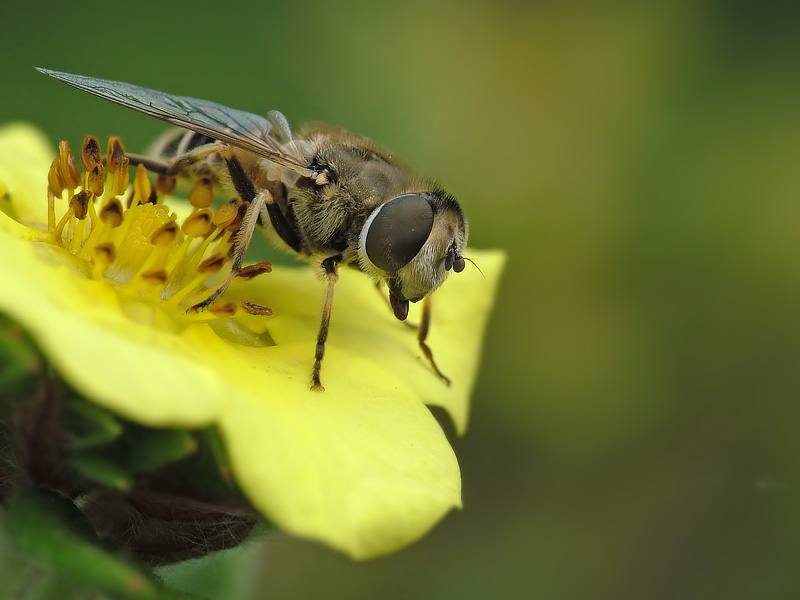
xmin=181 ymin=209 xmax=213 ymax=238
xmin=190 ymin=175 xmax=214 ymax=208
xmin=209 ymin=302 xmax=237 ymax=318
xmin=226 ymin=201 xmax=249 ymax=232
xmin=237 ymin=261 xmax=272 ymax=279
xmin=69 ymin=190 xmax=90 ymax=221
xmin=131 ymin=164 xmax=151 ymax=208
xmin=80 ymin=135 xmax=102 ymax=170
xmin=40 ymin=136 xmax=275 ymax=332
xmin=241 ymin=301 xmax=273 ymax=316
xmin=58 ymin=141 xmax=81 ymax=190
xmin=99 ymin=198 xmax=124 ymax=228
xmin=107 ymin=137 xmax=125 ymax=173
xmin=141 ymin=269 xmax=168 ymax=285
xmin=109 ymin=156 xmax=130 ymax=197
xmin=87 ymin=163 xmax=105 ymax=197
xmin=156 ymin=174 xmax=177 ymax=196
xmin=198 ymin=252 xmax=227 ymax=274
xmin=92 ymin=242 xmax=115 ymax=279
xmin=212 ymin=197 xmax=242 ymax=228
xmin=150 ymin=221 xmax=179 ymax=247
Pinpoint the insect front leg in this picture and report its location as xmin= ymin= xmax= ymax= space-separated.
xmin=126 ymin=142 xmax=223 ymax=178
xmin=374 ymin=285 xmax=451 ymax=386
xmin=417 ymin=295 xmax=451 ymax=386
xmin=312 ymin=255 xmax=343 ymax=391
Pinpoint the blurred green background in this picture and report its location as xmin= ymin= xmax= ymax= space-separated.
xmin=4 ymin=0 xmax=800 ymax=598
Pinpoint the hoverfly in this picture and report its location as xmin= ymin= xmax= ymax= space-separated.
xmin=37 ymin=68 xmax=469 ymax=390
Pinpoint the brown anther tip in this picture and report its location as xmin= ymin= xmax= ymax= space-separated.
xmin=181 ymin=209 xmax=213 ymax=238
xmin=190 ymin=175 xmax=215 ymax=208
xmin=240 ymin=301 xmax=273 ymax=316
xmin=94 ymin=241 xmax=116 ymax=263
xmin=141 ymin=269 xmax=168 ymax=285
xmin=107 ymin=137 xmax=126 ymax=173
xmin=87 ymin=163 xmax=105 ymax=196
xmin=237 ymin=260 xmax=273 ymax=279
xmin=198 ymin=252 xmax=227 ymax=273
xmin=156 ymin=174 xmax=177 ymax=196
xmin=212 ymin=197 xmax=242 ymax=228
xmin=99 ymin=198 xmax=124 ymax=227
xmin=69 ymin=190 xmax=91 ymax=220
xmin=80 ymin=135 xmax=102 ymax=170
xmin=150 ymin=220 xmax=180 ymax=246
xmin=209 ymin=302 xmax=237 ymax=317
xmin=225 ymin=201 xmax=249 ymax=232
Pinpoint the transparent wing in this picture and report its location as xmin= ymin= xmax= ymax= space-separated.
xmin=37 ymin=68 xmax=313 ymax=177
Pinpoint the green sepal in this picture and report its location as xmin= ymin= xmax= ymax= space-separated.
xmin=5 ymin=488 xmax=159 ymax=599
xmin=159 ymin=427 xmax=244 ymax=500
xmin=115 ymin=425 xmax=198 ymax=473
xmin=62 ymin=396 xmax=123 ymax=450
xmin=70 ymin=454 xmax=134 ymax=491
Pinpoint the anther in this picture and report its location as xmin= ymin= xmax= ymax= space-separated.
xmin=209 ymin=302 xmax=237 ymax=318
xmin=99 ymin=198 xmax=124 ymax=227
xmin=80 ymin=135 xmax=102 ymax=170
xmin=225 ymin=201 xmax=249 ymax=232
xmin=141 ymin=269 xmax=168 ymax=285
xmin=94 ymin=241 xmax=116 ymax=263
xmin=87 ymin=163 xmax=105 ymax=196
xmin=106 ymin=137 xmax=126 ymax=173
xmin=131 ymin=164 xmax=151 ymax=208
xmin=70 ymin=190 xmax=91 ymax=220
xmin=58 ymin=141 xmax=82 ymax=190
xmin=156 ymin=174 xmax=177 ymax=196
xmin=147 ymin=186 xmax=159 ymax=205
xmin=212 ymin=197 xmax=242 ymax=228
xmin=150 ymin=221 xmax=180 ymax=246
xmin=181 ymin=209 xmax=213 ymax=238
xmin=240 ymin=301 xmax=273 ymax=316
xmin=111 ymin=156 xmax=130 ymax=196
xmin=198 ymin=252 xmax=227 ymax=273
xmin=48 ymin=156 xmax=65 ymax=197
xmin=236 ymin=260 xmax=272 ymax=279
xmin=190 ymin=175 xmax=214 ymax=208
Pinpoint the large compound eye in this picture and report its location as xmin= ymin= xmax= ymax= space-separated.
xmin=364 ymin=194 xmax=434 ymax=272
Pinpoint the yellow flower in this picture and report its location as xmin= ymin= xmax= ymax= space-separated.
xmin=0 ymin=123 xmax=505 ymax=559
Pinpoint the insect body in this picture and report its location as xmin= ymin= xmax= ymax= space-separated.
xmin=37 ymin=68 xmax=469 ymax=390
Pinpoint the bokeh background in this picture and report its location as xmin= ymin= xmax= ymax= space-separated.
xmin=3 ymin=0 xmax=800 ymax=598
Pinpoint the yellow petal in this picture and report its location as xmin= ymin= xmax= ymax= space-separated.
xmin=0 ymin=123 xmax=55 ymax=224
xmin=216 ymin=340 xmax=461 ymax=559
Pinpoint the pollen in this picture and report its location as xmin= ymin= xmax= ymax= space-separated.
xmin=43 ymin=137 xmax=272 ymax=327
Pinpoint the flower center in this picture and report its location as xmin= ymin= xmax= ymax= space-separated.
xmin=44 ymin=136 xmax=272 ymax=329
